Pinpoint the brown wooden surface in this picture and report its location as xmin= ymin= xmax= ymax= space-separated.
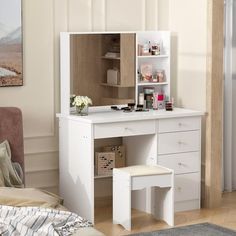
xmin=204 ymin=0 xmax=224 ymax=208
xmin=120 ymin=34 xmax=136 ymax=87
xmin=71 ymin=34 xmax=104 ymax=106
xmin=94 ymin=192 xmax=236 ymax=236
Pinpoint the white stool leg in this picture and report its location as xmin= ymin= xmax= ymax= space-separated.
xmin=153 ymin=186 xmax=174 ymax=226
xmin=113 ymin=172 xmax=131 ymax=230
xmin=153 ymin=172 xmax=174 ymax=226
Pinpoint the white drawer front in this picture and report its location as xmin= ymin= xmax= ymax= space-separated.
xmin=158 ymin=131 xmax=200 ymax=155
xmin=158 ymin=152 xmax=200 ymax=174
xmin=158 ymin=117 xmax=201 ymax=133
xmin=94 ymin=120 xmax=156 ymax=139
xmin=175 ymin=173 xmax=200 ymax=202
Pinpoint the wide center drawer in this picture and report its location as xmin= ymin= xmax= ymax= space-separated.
xmin=158 ymin=117 xmax=201 ymax=133
xmin=158 ymin=152 xmax=200 ymax=174
xmin=94 ymin=120 xmax=156 ymax=139
xmin=175 ymin=173 xmax=200 ymax=202
xmin=158 ymin=130 xmax=200 ymax=155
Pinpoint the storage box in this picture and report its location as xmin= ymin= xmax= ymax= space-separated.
xmin=107 ymin=69 xmax=120 ymax=85
xmin=103 ymin=145 xmax=126 ymax=168
xmin=95 ymin=152 xmax=115 ymax=176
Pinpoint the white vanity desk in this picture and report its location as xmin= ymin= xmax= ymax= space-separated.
xmin=58 ymin=108 xmax=203 ymax=223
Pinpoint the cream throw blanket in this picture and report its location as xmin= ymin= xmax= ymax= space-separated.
xmin=0 ymin=140 xmax=23 ymax=187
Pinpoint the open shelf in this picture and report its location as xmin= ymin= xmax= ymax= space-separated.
xmin=101 ymin=56 xmax=120 ymax=60
xmin=100 ymin=83 xmax=134 ymax=88
xmin=138 ymin=82 xmax=168 ymax=86
xmin=138 ymin=55 xmax=169 ymax=59
xmin=94 ymin=175 xmax=112 ymax=179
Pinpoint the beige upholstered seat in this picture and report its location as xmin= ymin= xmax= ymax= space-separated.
xmin=116 ymin=165 xmax=172 ymax=176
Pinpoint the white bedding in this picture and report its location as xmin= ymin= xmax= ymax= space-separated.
xmin=0 ymin=188 xmax=105 ymax=236
xmin=0 ymin=205 xmax=92 ymax=235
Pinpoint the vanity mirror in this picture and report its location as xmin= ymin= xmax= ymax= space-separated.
xmin=60 ymin=31 xmax=170 ymax=114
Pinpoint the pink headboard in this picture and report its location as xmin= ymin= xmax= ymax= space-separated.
xmin=0 ymin=107 xmax=24 ymax=173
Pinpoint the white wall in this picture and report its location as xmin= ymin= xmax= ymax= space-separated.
xmin=0 ymin=0 xmax=208 ymax=192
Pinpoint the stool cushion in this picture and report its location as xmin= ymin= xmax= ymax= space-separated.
xmin=114 ymin=165 xmax=172 ymax=177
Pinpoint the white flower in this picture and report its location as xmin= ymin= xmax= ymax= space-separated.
xmin=72 ymin=96 xmax=93 ymax=107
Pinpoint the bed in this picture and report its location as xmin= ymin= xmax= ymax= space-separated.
xmin=0 ymin=107 xmax=105 ymax=236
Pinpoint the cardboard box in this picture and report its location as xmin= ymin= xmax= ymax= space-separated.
xmin=103 ymin=145 xmax=126 ymax=168
xmin=95 ymin=152 xmax=115 ymax=176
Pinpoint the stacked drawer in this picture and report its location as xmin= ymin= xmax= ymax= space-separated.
xmin=157 ymin=117 xmax=201 ymax=212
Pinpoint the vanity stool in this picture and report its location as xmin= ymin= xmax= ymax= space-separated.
xmin=113 ymin=165 xmax=174 ymax=231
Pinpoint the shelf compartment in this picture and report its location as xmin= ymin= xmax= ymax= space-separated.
xmin=101 ymin=83 xmax=135 ymax=88
xmin=138 ymin=82 xmax=168 ymax=86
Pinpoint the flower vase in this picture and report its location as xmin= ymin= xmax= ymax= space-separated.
xmin=76 ymin=105 xmax=88 ymax=116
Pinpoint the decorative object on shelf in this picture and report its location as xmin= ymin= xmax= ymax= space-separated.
xmin=95 ymin=152 xmax=115 ymax=176
xmin=139 ymin=93 xmax=144 ymax=106
xmin=140 ymin=64 xmax=152 ymax=81
xmin=156 ymin=70 xmax=165 ymax=82
xmin=0 ymin=0 xmax=23 ymax=87
xmin=107 ymin=68 xmax=120 ymax=85
xmin=157 ymin=93 xmax=165 ymax=109
xmin=143 ymin=87 xmax=155 ymax=109
xmin=153 ymin=92 xmax=158 ymax=110
xmin=165 ymin=97 xmax=174 ymax=111
xmin=151 ymin=41 xmax=161 ymax=55
xmin=72 ymin=95 xmax=92 ymax=116
xmin=104 ymin=52 xmax=120 ymax=59
xmin=103 ymin=145 xmax=126 ymax=168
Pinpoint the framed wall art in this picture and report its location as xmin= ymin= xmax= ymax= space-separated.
xmin=0 ymin=0 xmax=22 ymax=87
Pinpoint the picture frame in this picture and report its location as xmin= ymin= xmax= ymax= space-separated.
xmin=0 ymin=0 xmax=23 ymax=87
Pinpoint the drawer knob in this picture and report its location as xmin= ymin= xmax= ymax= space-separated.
xmin=177 ymin=187 xmax=182 ymax=191
xmin=178 ymin=123 xmax=182 ymax=126
xmin=178 ymin=162 xmax=182 ymax=166
xmin=178 ymin=141 xmax=186 ymax=145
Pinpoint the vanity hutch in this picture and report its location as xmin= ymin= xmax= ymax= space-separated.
xmin=58 ymin=31 xmax=203 ymax=224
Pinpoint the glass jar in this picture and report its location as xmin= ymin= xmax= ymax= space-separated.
xmin=156 ymin=70 xmax=165 ymax=83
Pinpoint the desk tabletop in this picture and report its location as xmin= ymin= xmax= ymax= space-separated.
xmin=57 ymin=107 xmax=204 ymax=124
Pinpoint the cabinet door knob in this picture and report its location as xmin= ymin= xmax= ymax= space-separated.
xmin=178 ymin=123 xmax=182 ymax=126
xmin=178 ymin=162 xmax=182 ymax=166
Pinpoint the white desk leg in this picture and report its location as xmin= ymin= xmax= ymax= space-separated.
xmin=113 ymin=171 xmax=131 ymax=231
xmin=153 ymin=186 xmax=174 ymax=226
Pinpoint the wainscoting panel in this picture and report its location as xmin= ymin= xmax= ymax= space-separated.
xmin=68 ymin=0 xmax=92 ymax=31
xmin=106 ymin=0 xmax=146 ymax=31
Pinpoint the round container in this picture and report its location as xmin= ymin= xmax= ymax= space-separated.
xmin=143 ymin=87 xmax=155 ymax=94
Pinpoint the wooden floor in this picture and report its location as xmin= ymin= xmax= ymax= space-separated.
xmin=94 ymin=192 xmax=236 ymax=236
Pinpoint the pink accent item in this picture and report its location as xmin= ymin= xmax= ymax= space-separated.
xmin=158 ymin=94 xmax=164 ymax=101
xmin=0 ymin=107 xmax=25 ymax=181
